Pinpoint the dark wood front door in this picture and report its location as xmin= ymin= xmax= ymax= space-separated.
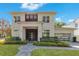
xmin=26 ymin=29 xmax=38 ymax=41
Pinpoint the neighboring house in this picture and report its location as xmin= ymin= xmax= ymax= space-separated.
xmin=11 ymin=12 xmax=75 ymax=41
xmin=71 ymin=18 xmax=79 ymax=41
xmin=0 ymin=19 xmax=11 ymax=37
xmin=11 ymin=12 xmax=55 ymax=41
xmin=61 ymin=18 xmax=79 ymax=41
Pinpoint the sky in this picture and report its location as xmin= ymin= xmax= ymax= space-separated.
xmin=0 ymin=3 xmax=79 ymax=24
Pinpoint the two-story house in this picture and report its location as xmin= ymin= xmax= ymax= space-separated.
xmin=11 ymin=12 xmax=55 ymax=41
xmin=11 ymin=12 xmax=75 ymax=41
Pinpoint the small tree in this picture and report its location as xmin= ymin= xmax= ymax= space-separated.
xmin=54 ymin=21 xmax=65 ymax=28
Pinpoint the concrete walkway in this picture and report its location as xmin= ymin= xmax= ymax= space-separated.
xmin=16 ymin=43 xmax=38 ymax=56
xmin=16 ymin=42 xmax=79 ymax=56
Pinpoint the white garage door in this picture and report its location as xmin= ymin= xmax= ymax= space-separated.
xmin=55 ymin=33 xmax=71 ymax=41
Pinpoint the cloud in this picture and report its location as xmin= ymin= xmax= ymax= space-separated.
xmin=55 ymin=17 xmax=63 ymax=22
xmin=68 ymin=19 xmax=74 ymax=22
xmin=21 ymin=3 xmax=44 ymax=11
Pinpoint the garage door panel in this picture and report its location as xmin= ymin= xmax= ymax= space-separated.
xmin=55 ymin=33 xmax=71 ymax=41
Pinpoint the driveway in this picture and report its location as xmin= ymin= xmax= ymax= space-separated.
xmin=70 ymin=42 xmax=79 ymax=48
xmin=16 ymin=42 xmax=79 ymax=56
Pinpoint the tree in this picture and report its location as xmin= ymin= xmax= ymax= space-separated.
xmin=54 ymin=21 xmax=65 ymax=28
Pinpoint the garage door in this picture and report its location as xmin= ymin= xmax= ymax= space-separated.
xmin=55 ymin=33 xmax=71 ymax=41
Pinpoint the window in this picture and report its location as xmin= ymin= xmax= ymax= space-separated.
xmin=14 ymin=29 xmax=18 ymax=32
xmin=34 ymin=14 xmax=37 ymax=19
xmin=30 ymin=14 xmax=33 ymax=19
xmin=25 ymin=14 xmax=38 ymax=21
xmin=26 ymin=14 xmax=30 ymax=19
xmin=42 ymin=30 xmax=50 ymax=37
xmin=43 ymin=16 xmax=49 ymax=23
xmin=75 ymin=23 xmax=78 ymax=28
xmin=14 ymin=16 xmax=20 ymax=22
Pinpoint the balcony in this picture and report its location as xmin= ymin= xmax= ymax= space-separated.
xmin=25 ymin=14 xmax=38 ymax=22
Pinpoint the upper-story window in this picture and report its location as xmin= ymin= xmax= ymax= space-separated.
xmin=14 ymin=16 xmax=20 ymax=22
xmin=26 ymin=14 xmax=30 ymax=19
xmin=43 ymin=16 xmax=49 ymax=23
xmin=34 ymin=14 xmax=37 ymax=19
xmin=25 ymin=14 xmax=38 ymax=21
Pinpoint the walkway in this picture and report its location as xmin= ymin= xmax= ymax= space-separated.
xmin=16 ymin=42 xmax=79 ymax=56
xmin=16 ymin=43 xmax=38 ymax=56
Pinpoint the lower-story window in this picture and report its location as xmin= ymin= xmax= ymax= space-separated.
xmin=14 ymin=29 xmax=19 ymax=32
xmin=42 ymin=30 xmax=49 ymax=37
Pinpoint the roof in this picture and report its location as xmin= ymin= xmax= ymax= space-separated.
xmin=62 ymin=25 xmax=75 ymax=29
xmin=55 ymin=27 xmax=75 ymax=31
xmin=74 ymin=18 xmax=79 ymax=24
xmin=10 ymin=12 xmax=56 ymax=15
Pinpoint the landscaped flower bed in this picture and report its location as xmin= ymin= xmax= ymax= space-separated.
xmin=5 ymin=41 xmax=27 ymax=44
xmin=4 ymin=36 xmax=27 ymax=44
xmin=33 ymin=41 xmax=69 ymax=47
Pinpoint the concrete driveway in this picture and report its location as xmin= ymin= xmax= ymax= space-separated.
xmin=70 ymin=42 xmax=79 ymax=48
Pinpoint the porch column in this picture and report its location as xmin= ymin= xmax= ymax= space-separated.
xmin=38 ymin=24 xmax=42 ymax=41
xmin=19 ymin=26 xmax=24 ymax=41
xmin=23 ymin=28 xmax=26 ymax=40
xmin=50 ymin=16 xmax=54 ymax=37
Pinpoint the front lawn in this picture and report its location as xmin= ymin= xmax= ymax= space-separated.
xmin=31 ymin=48 xmax=79 ymax=56
xmin=0 ymin=44 xmax=20 ymax=56
xmin=0 ymin=36 xmax=27 ymax=56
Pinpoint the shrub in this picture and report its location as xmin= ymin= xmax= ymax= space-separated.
xmin=57 ymin=41 xmax=69 ymax=47
xmin=33 ymin=41 xmax=38 ymax=45
xmin=33 ymin=41 xmax=69 ymax=47
xmin=5 ymin=36 xmax=21 ymax=41
xmin=33 ymin=41 xmax=57 ymax=46
xmin=5 ymin=41 xmax=27 ymax=44
xmin=5 ymin=36 xmax=27 ymax=44
xmin=5 ymin=36 xmax=12 ymax=40
xmin=12 ymin=37 xmax=21 ymax=41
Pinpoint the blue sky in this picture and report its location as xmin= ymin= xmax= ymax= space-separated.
xmin=0 ymin=3 xmax=79 ymax=24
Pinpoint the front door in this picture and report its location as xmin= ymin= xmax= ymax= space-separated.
xmin=26 ymin=29 xmax=38 ymax=41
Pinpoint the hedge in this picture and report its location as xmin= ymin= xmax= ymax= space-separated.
xmin=4 ymin=41 xmax=27 ymax=44
xmin=33 ymin=41 xmax=69 ymax=47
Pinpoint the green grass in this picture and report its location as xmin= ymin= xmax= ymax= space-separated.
xmin=0 ymin=44 xmax=20 ymax=56
xmin=31 ymin=48 xmax=79 ymax=56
